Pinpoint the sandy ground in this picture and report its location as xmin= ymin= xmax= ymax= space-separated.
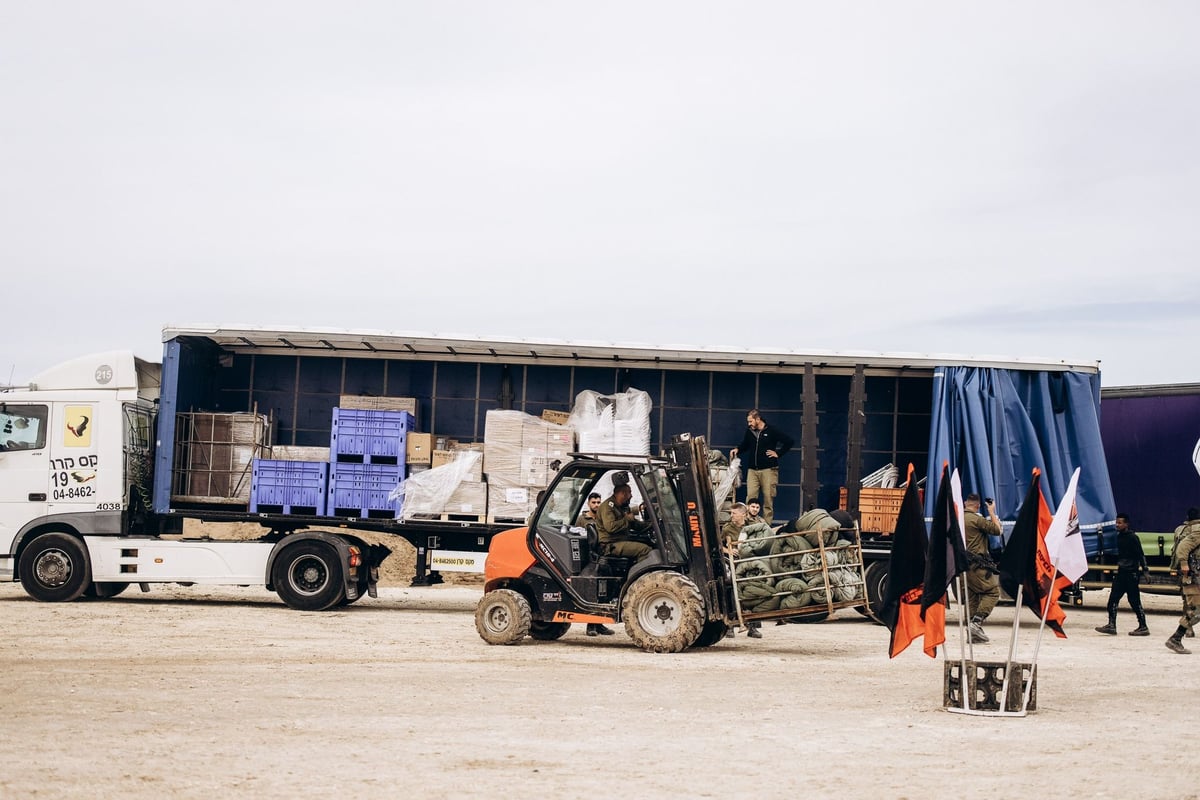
xmin=1 ymin=579 xmax=1195 ymax=800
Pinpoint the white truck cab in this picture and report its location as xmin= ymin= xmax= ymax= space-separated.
xmin=0 ymin=351 xmax=157 ymax=594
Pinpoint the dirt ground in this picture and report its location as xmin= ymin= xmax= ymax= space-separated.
xmin=1 ymin=578 xmax=1195 ymax=800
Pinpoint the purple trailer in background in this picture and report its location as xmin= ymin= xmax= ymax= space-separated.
xmin=1101 ymin=384 xmax=1200 ymax=533
xmin=1092 ymin=384 xmax=1200 ymax=595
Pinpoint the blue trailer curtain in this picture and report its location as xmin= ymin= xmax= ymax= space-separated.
xmin=926 ymin=367 xmax=1116 ymax=548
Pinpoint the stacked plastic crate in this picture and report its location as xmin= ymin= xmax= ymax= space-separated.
xmin=327 ymin=408 xmax=413 ymax=518
xmin=249 ymin=458 xmax=329 ymax=515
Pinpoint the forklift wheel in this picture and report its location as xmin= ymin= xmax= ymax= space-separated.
xmin=621 ymin=572 xmax=705 ymax=653
xmin=475 ymin=589 xmax=533 ymax=645
xmin=529 ymin=620 xmax=571 ymax=641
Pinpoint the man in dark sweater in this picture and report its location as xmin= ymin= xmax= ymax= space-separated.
xmin=731 ymin=409 xmax=794 ymax=525
xmin=1095 ymin=513 xmax=1150 ymax=636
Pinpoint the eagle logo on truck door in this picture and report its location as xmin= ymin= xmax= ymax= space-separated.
xmin=64 ymin=406 xmax=93 ymax=448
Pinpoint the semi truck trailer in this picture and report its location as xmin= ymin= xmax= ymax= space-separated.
xmin=1 ymin=324 xmax=1116 ymax=612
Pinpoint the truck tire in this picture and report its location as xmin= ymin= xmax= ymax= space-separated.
xmin=692 ymin=619 xmax=730 ymax=647
xmin=863 ymin=560 xmax=889 ymax=625
xmin=18 ymin=532 xmax=92 ymax=602
xmin=529 ymin=620 xmax=571 ymax=641
xmin=475 ymin=589 xmax=532 ymax=645
xmin=622 ymin=571 xmax=705 ymax=653
xmin=272 ymin=542 xmax=345 ymax=611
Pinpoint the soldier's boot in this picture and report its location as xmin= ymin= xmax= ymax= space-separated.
xmin=1094 ymin=615 xmax=1117 ymax=636
xmin=746 ymin=622 xmax=762 ymax=639
xmin=586 ymin=624 xmax=615 ymax=637
xmin=969 ymin=615 xmax=989 ymax=643
xmin=1129 ymin=611 xmax=1149 ymax=636
xmin=1166 ymin=626 xmax=1192 ymax=655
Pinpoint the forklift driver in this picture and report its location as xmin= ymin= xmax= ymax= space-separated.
xmin=595 ymin=482 xmax=653 ymax=563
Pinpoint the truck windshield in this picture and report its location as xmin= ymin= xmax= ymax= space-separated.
xmin=643 ymin=466 xmax=688 ymax=562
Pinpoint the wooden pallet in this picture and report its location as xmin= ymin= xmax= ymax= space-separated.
xmin=406 ymin=512 xmax=488 ymax=523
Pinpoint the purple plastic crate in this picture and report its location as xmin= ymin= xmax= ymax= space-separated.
xmin=330 ymin=408 xmax=413 ymax=465
xmin=328 ymin=463 xmax=403 ymax=519
xmin=250 ymin=459 xmax=328 ymax=516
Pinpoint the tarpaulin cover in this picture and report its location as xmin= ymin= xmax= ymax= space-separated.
xmin=926 ymin=367 xmax=1116 ymax=556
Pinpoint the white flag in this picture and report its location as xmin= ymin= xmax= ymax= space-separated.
xmin=1044 ymin=467 xmax=1088 ymax=582
xmin=950 ymin=468 xmax=967 ymax=548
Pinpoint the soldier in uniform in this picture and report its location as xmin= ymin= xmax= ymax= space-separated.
xmin=576 ymin=492 xmax=602 ymax=530
xmin=719 ymin=502 xmax=762 ymax=639
xmin=745 ymin=499 xmax=765 ymax=527
xmin=595 ymin=480 xmax=653 ymax=563
xmin=576 ymin=490 xmax=614 ymax=636
xmin=963 ymin=493 xmax=1002 ymax=643
xmin=1166 ymin=507 xmax=1200 ymax=654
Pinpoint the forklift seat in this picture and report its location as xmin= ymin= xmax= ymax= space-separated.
xmin=586 ymin=524 xmax=634 ymax=577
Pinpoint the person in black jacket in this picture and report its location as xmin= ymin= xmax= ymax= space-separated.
xmin=1095 ymin=513 xmax=1150 ymax=637
xmin=731 ymin=409 xmax=794 ymax=525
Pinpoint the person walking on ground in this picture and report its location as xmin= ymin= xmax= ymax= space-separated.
xmin=731 ymin=409 xmax=794 ymax=525
xmin=1166 ymin=507 xmax=1200 ymax=654
xmin=1173 ymin=511 xmax=1198 ymax=640
xmin=963 ymin=493 xmax=1002 ymax=643
xmin=1095 ymin=513 xmax=1150 ymax=636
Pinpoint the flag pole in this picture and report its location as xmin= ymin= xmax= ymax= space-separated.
xmin=1000 ymin=583 xmax=1024 ymax=711
xmin=1019 ymin=565 xmax=1061 ymax=713
xmin=957 ymin=573 xmax=970 ymax=710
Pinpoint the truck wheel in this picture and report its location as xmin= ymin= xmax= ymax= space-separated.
xmin=862 ymin=560 xmax=889 ymax=625
xmin=529 ymin=620 xmax=571 ymax=641
xmin=475 ymin=589 xmax=532 ymax=645
xmin=272 ymin=542 xmax=345 ymax=611
xmin=18 ymin=533 xmax=92 ymax=602
xmin=692 ymin=619 xmax=730 ymax=647
xmin=622 ymin=571 xmax=705 ymax=653
xmin=88 ymin=582 xmax=130 ymax=599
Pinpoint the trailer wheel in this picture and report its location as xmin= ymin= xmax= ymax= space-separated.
xmin=692 ymin=619 xmax=730 ymax=647
xmin=862 ymin=560 xmax=889 ymax=625
xmin=529 ymin=620 xmax=571 ymax=641
xmin=272 ymin=542 xmax=345 ymax=611
xmin=622 ymin=571 xmax=705 ymax=653
xmin=18 ymin=533 xmax=92 ymax=602
xmin=475 ymin=589 xmax=532 ymax=645
xmin=87 ymin=582 xmax=130 ymax=599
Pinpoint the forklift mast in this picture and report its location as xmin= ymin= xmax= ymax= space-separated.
xmin=665 ymin=434 xmax=735 ymax=622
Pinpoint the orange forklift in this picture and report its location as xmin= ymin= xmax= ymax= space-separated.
xmin=475 ymin=434 xmax=735 ymax=652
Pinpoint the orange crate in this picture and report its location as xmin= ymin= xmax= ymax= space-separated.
xmin=839 ymin=487 xmax=906 ymax=533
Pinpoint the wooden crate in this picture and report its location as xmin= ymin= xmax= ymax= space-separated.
xmin=839 ymin=486 xmax=906 ymax=533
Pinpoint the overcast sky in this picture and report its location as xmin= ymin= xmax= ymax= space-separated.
xmin=2 ymin=2 xmax=1197 ymax=387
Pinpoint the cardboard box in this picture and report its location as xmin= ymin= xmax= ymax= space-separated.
xmin=339 ymin=394 xmax=418 ymax=415
xmin=406 ymin=432 xmax=433 ymax=465
xmin=541 ymin=409 xmax=571 ymax=425
xmin=270 ymin=445 xmax=331 ymax=462
xmin=446 ymin=481 xmax=487 ymax=514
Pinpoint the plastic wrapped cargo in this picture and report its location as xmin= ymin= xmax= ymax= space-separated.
xmin=568 ymin=387 xmax=651 ymax=455
xmin=391 ymin=451 xmax=484 ymax=519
